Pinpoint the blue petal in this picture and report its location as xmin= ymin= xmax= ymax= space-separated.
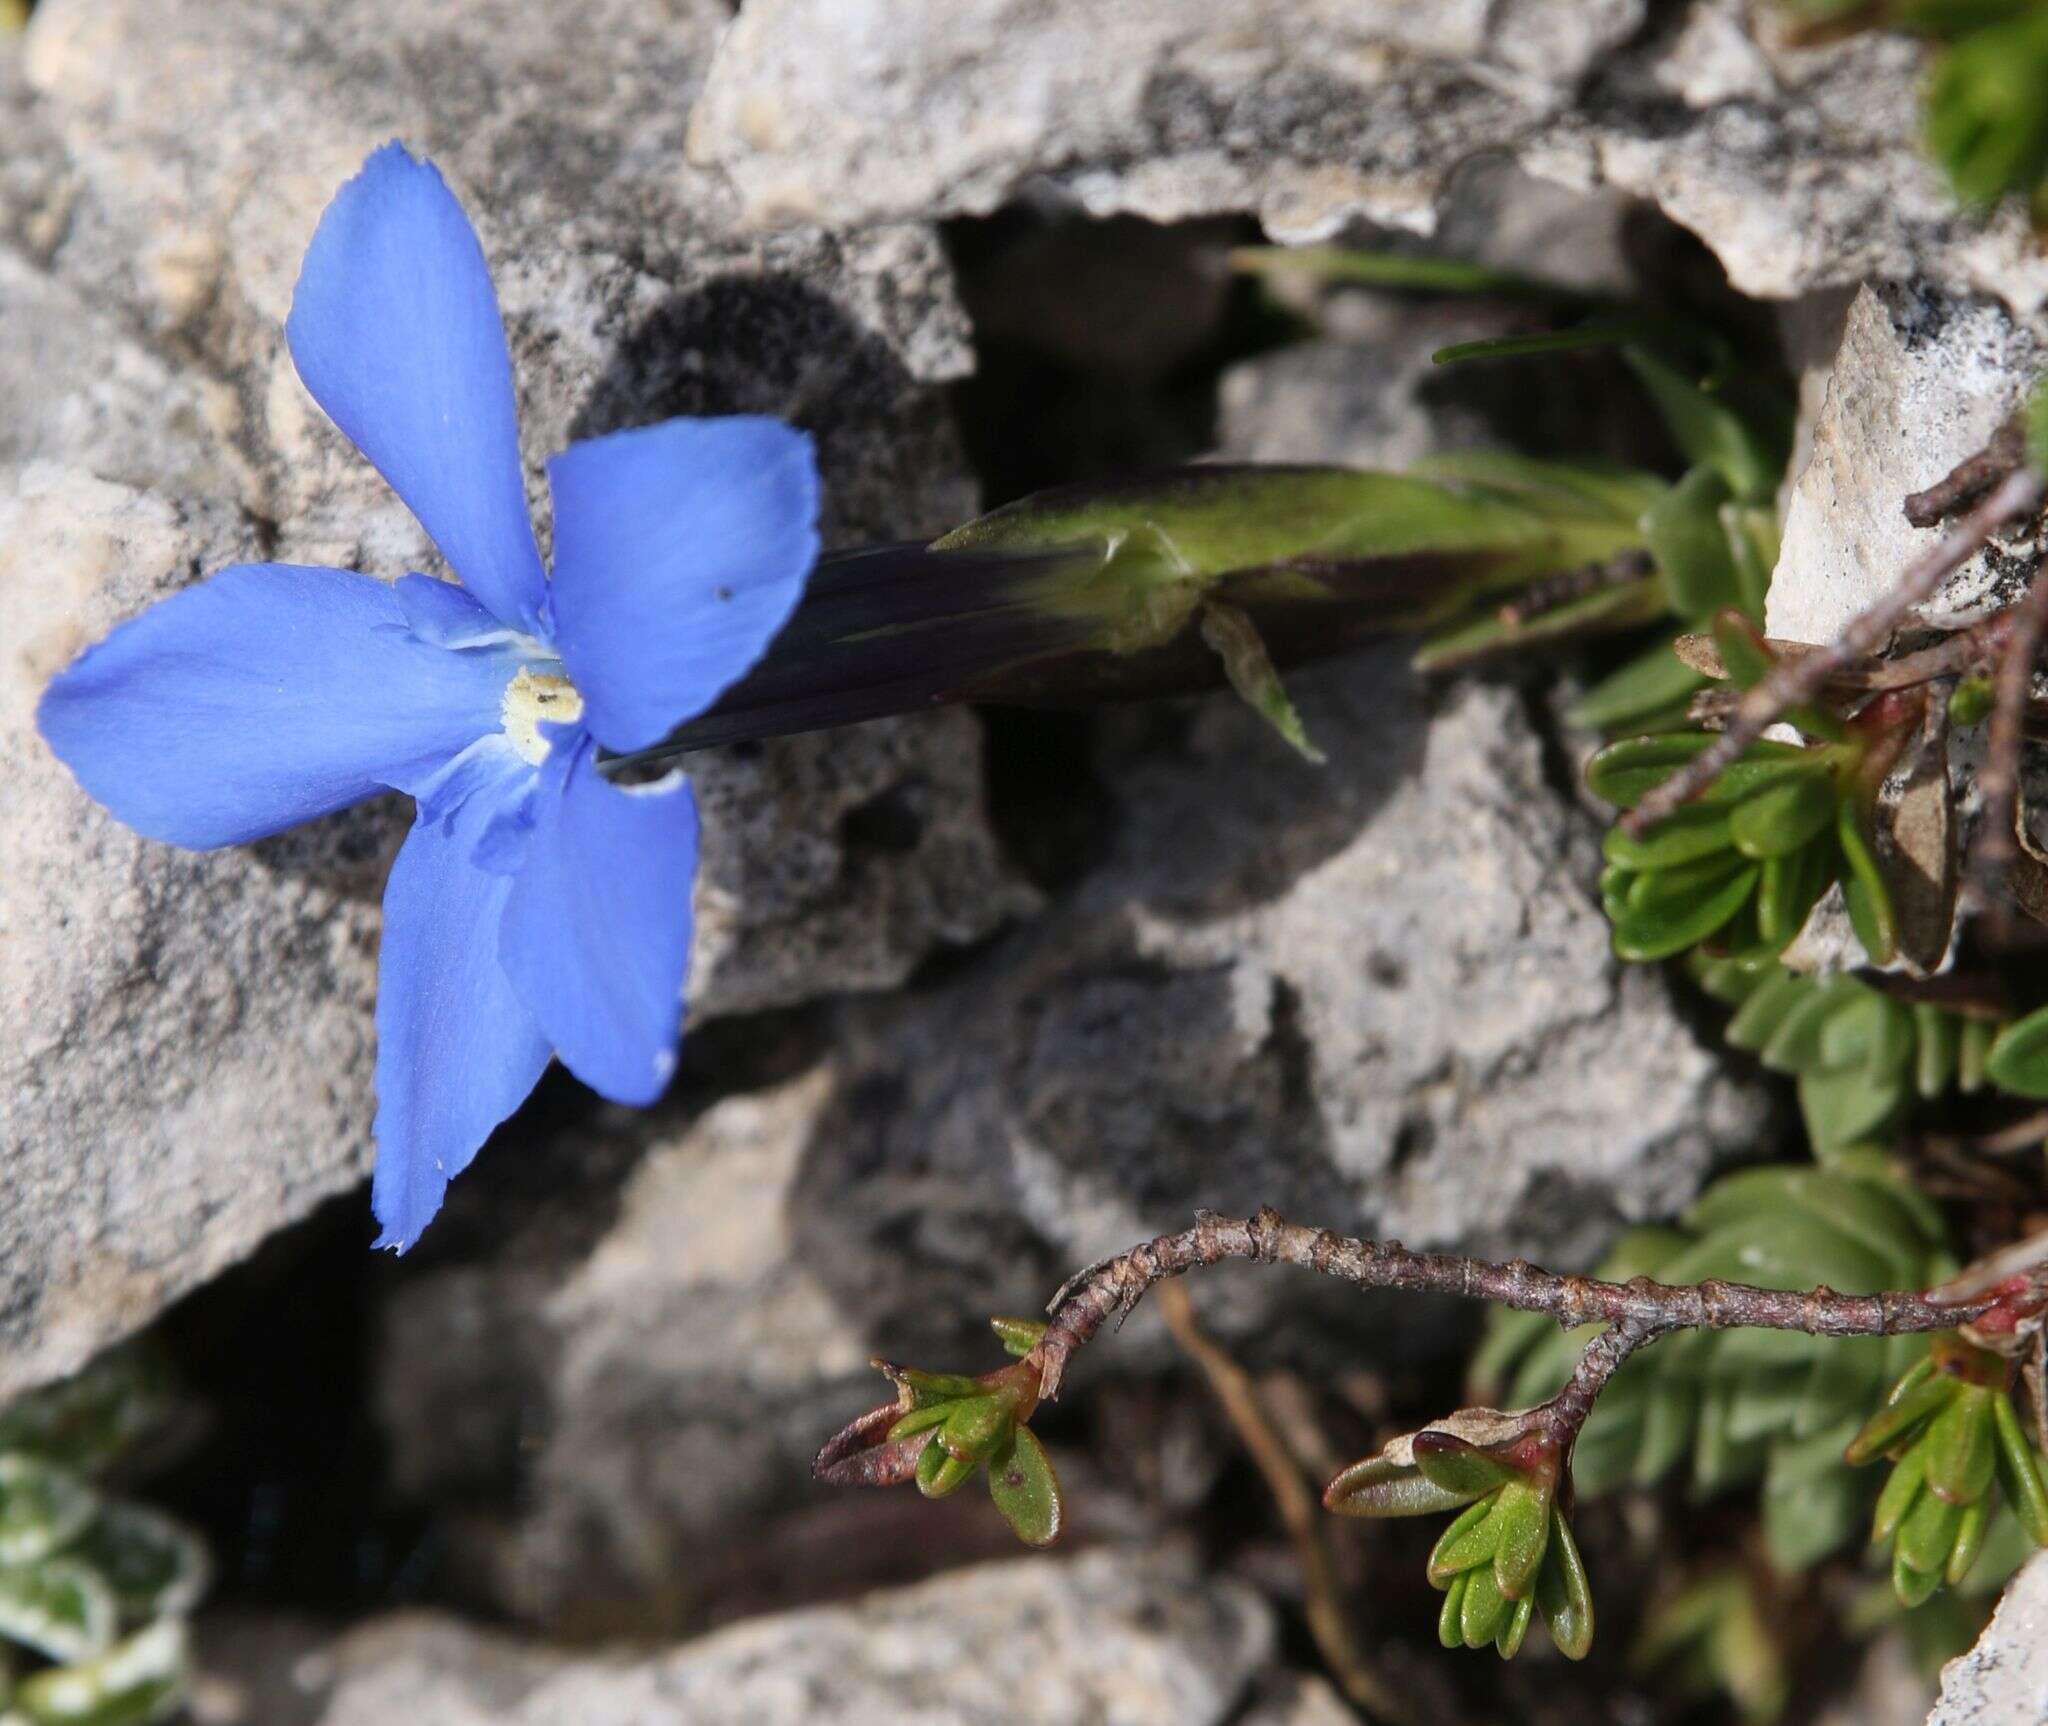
xmin=393 ymin=573 xmax=521 ymax=650
xmin=499 ymin=733 xmax=698 ymax=1105
xmin=371 ymin=756 xmax=552 ymax=1251
xmin=36 ymin=564 xmax=514 ymax=849
xmin=286 ymin=142 xmax=548 ymax=633
xmin=546 ymin=417 xmax=820 ymax=752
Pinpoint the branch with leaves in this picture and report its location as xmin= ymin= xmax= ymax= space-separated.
xmin=816 ymin=1205 xmax=2048 ymax=1664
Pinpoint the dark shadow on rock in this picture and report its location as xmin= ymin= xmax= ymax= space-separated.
xmin=1077 ymin=644 xmax=1433 ymax=924
xmin=568 ymin=272 xmax=970 ymax=545
xmin=787 ymin=943 xmax=1356 ymax=1367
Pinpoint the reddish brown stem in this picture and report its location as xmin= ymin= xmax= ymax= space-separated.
xmin=1624 ymin=467 xmax=2045 ymax=837
xmin=1904 ymin=410 xmax=2031 ymax=528
xmin=1029 ymin=1208 xmax=2001 ymax=1402
xmin=1974 ymin=556 xmax=2048 ymax=897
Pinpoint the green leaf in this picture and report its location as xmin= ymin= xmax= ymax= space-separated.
xmin=1922 ymin=8 xmax=2048 ymax=208
xmin=1603 ymin=803 xmax=1735 ymax=870
xmin=1429 ymin=1495 xmax=1505 ymax=1585
xmin=1947 ymin=1497 xmax=1992 ymax=1585
xmin=10 ymin=1619 xmax=188 ymax=1726
xmin=1916 ymin=1004 xmax=1961 ymax=1099
xmin=1757 ymin=843 xmax=1833 ymax=948
xmin=1756 ymin=975 xmax=1861 ymax=1073
xmin=1692 ymin=1384 xmax=1768 ymax=1496
xmin=1950 ymin=674 xmax=1997 ymax=726
xmin=1925 ymin=1387 xmax=1997 ymax=1506
xmin=1611 ymin=865 xmax=1757 ymax=961
xmin=1730 ymin=772 xmax=1836 ymax=860
xmin=1839 ymin=798 xmax=1900 ymax=965
xmin=1438 ymin=1573 xmax=1469 ymax=1647
xmin=938 ymin=1397 xmax=1011 ymax=1464
xmin=1961 ymin=1015 xmax=1995 ymax=1092
xmin=1491 ymin=1482 xmax=1554 ymax=1601
xmin=1630 ymin=1379 xmax=1696 ymax=1488
xmin=885 ymin=1404 xmax=953 ymax=1442
xmin=1849 ymin=1374 xmax=1955 ymax=1466
xmin=1642 ymin=464 xmax=1742 ymax=617
xmin=1723 ymin=500 xmax=1778 ymax=619
xmin=1725 ymin=1371 xmax=1811 ymax=1444
xmin=1724 ymin=966 xmax=1810 ymax=1052
xmin=0 ymin=1558 xmax=118 ymax=1665
xmin=1434 ymin=321 xmax=1652 ymax=367
xmin=1991 ymin=1394 xmax=2048 ymax=1543
xmin=1411 ymin=1433 xmax=1518 ymax=1499
xmin=0 ymin=1457 xmax=98 ymax=1570
xmin=915 ymin=1437 xmax=975 ymax=1499
xmin=1566 ymin=638 xmax=1706 ymax=733
xmin=987 ymin=1425 xmax=1062 ymax=1547
xmin=989 ymin=1317 xmax=1047 ymax=1358
xmin=886 ymin=1366 xmax=985 ymax=1407
xmin=1819 ymin=994 xmax=1914 ymax=1082
xmin=1624 ymin=347 xmax=1787 ymax=505
xmin=1986 ymin=1005 xmax=2048 ymax=1098
xmin=1710 ymin=609 xmax=1775 ymax=691
xmin=1459 ymin=1557 xmax=1510 ymax=1647
xmin=1897 ymin=1481 xmax=1964 ymax=1575
xmin=66 ymin=1505 xmax=208 ymax=1623
xmin=1874 ymin=1443 xmax=1930 ymax=1546
xmin=1468 ymin=1308 xmax=1558 ymax=1400
xmin=0 ymin=1349 xmax=169 ymax=1477
xmin=1626 ymin=849 xmax=1751 ymax=914
xmin=1496 ymin=1593 xmax=1536 ymax=1661
xmin=1584 ymin=732 xmax=1720 ymax=807
xmin=1763 ymin=1439 xmax=1868 ymax=1569
xmin=1537 ymin=1509 xmax=1596 ymax=1660
xmin=1893 ymin=1544 xmax=1945 ymax=1608
xmin=1324 ymin=1454 xmax=1477 ymax=1519
xmin=1799 ymin=1067 xmax=1906 ymax=1159
xmin=1414 ymin=575 xmax=1663 ymax=673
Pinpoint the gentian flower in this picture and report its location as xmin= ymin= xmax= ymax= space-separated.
xmin=35 ymin=143 xmax=820 ymax=1251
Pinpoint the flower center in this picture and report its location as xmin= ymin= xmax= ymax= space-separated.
xmin=500 ymin=665 xmax=586 ymax=765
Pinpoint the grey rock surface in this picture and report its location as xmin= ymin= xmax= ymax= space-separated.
xmin=375 ymin=1072 xmax=879 ymax=1625
xmin=1 ymin=0 xmax=1024 ymax=1399
xmin=283 ymin=1551 xmax=1275 ymax=1726
xmin=690 ymin=0 xmax=2048 ymax=312
xmin=1927 ymin=1549 xmax=2048 ymax=1726
xmin=799 ymin=659 xmax=1766 ymax=1366
xmin=1770 ymin=284 xmax=2047 ymax=649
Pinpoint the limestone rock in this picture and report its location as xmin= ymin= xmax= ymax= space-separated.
xmin=689 ymin=0 xmax=2048 ymax=313
xmin=1927 ymin=1549 xmax=2048 ymax=1726
xmin=792 ymin=657 xmax=1767 ymax=1385
xmin=286 ymin=1551 xmax=1275 ymax=1726
xmin=375 ymin=1072 xmax=879 ymax=1624
xmin=1770 ymin=284 xmax=2047 ymax=649
xmin=0 ymin=249 xmax=381 ymax=1404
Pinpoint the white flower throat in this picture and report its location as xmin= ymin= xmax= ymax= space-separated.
xmin=500 ymin=664 xmax=586 ymax=764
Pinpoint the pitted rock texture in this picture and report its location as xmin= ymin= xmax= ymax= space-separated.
xmin=1771 ymin=284 xmax=2048 ymax=649
xmin=1927 ymin=1550 xmax=2048 ymax=1726
xmin=1 ymin=1 xmax=1023 ymax=1400
xmin=793 ymin=656 xmax=1768 ymax=1382
xmin=294 ymin=1551 xmax=1276 ymax=1726
xmin=689 ymin=0 xmax=2048 ymax=313
xmin=375 ymin=1072 xmax=881 ymax=1625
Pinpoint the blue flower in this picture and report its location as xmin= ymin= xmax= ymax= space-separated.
xmin=35 ymin=143 xmax=820 ymax=1251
